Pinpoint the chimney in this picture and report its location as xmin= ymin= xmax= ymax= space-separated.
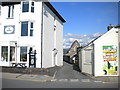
xmin=107 ymin=24 xmax=113 ymax=31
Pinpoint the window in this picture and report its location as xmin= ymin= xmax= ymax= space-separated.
xmin=8 ymin=5 xmax=14 ymax=18
xmin=22 ymin=2 xmax=29 ymax=12
xmin=10 ymin=46 xmax=15 ymax=61
xmin=21 ymin=22 xmax=34 ymax=36
xmin=84 ymin=50 xmax=92 ymax=64
xmin=20 ymin=47 xmax=27 ymax=62
xmin=21 ymin=22 xmax=28 ymax=36
xmin=31 ymin=2 xmax=34 ymax=13
xmin=30 ymin=22 xmax=33 ymax=36
xmin=22 ymin=1 xmax=34 ymax=13
xmin=1 ymin=46 xmax=8 ymax=62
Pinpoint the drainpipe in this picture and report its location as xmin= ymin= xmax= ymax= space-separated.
xmin=92 ymin=44 xmax=95 ymax=76
xmin=41 ymin=2 xmax=44 ymax=69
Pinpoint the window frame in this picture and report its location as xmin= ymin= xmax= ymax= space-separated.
xmin=30 ymin=22 xmax=34 ymax=36
xmin=21 ymin=21 xmax=29 ymax=36
xmin=1 ymin=46 xmax=8 ymax=62
xmin=8 ymin=5 xmax=14 ymax=19
xmin=21 ymin=21 xmax=34 ymax=37
xmin=22 ymin=1 xmax=35 ymax=13
xmin=31 ymin=2 xmax=34 ymax=13
xmin=22 ymin=2 xmax=29 ymax=13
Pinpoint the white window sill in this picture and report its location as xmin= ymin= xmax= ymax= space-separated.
xmin=6 ymin=17 xmax=14 ymax=19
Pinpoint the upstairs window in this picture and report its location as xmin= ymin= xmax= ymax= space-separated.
xmin=8 ymin=5 xmax=14 ymax=18
xmin=31 ymin=2 xmax=34 ymax=13
xmin=30 ymin=22 xmax=34 ymax=36
xmin=21 ymin=22 xmax=28 ymax=36
xmin=22 ymin=2 xmax=29 ymax=12
xmin=21 ymin=22 xmax=34 ymax=36
xmin=22 ymin=1 xmax=34 ymax=13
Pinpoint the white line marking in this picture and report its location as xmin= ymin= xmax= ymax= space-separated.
xmin=51 ymin=79 xmax=57 ymax=81
xmin=53 ymin=71 xmax=57 ymax=79
xmin=58 ymin=79 xmax=68 ymax=82
xmin=81 ymin=79 xmax=90 ymax=82
xmin=94 ymin=81 xmax=102 ymax=83
xmin=70 ymin=79 xmax=79 ymax=82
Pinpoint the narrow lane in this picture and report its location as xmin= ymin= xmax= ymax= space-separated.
xmin=54 ymin=61 xmax=93 ymax=80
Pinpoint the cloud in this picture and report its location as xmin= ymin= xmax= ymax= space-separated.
xmin=63 ymin=32 xmax=103 ymax=49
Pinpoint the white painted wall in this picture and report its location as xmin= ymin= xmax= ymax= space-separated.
xmin=42 ymin=3 xmax=55 ymax=68
xmin=56 ymin=16 xmax=63 ymax=67
xmin=42 ymin=3 xmax=63 ymax=68
xmin=94 ymin=28 xmax=119 ymax=76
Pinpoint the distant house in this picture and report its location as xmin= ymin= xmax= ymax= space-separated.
xmin=78 ymin=24 xmax=119 ymax=76
xmin=65 ymin=40 xmax=80 ymax=64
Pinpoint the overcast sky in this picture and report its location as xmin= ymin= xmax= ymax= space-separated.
xmin=51 ymin=2 xmax=118 ymax=49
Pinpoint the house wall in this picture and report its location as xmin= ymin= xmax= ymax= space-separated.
xmin=0 ymin=1 xmax=63 ymax=68
xmin=0 ymin=2 xmax=43 ymax=68
xmin=42 ymin=3 xmax=55 ymax=68
xmin=94 ymin=28 xmax=119 ymax=76
xmin=41 ymin=3 xmax=63 ymax=68
xmin=56 ymin=16 xmax=63 ymax=67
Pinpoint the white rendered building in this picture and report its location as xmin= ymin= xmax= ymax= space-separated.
xmin=0 ymin=1 xmax=65 ymax=68
xmin=78 ymin=26 xmax=119 ymax=76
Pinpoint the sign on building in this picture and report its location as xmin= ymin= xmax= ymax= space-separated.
xmin=103 ymin=46 xmax=118 ymax=75
xmin=4 ymin=25 xmax=15 ymax=34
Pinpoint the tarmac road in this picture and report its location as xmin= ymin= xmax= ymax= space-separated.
xmin=2 ymin=78 xmax=118 ymax=88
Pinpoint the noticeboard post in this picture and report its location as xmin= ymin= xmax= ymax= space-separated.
xmin=28 ymin=50 xmax=37 ymax=68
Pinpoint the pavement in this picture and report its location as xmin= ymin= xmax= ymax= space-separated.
xmin=82 ymin=72 xmax=119 ymax=83
xmin=1 ymin=72 xmax=53 ymax=82
xmin=1 ymin=66 xmax=61 ymax=82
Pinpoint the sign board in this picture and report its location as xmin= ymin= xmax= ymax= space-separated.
xmin=4 ymin=25 xmax=15 ymax=34
xmin=103 ymin=46 xmax=118 ymax=75
xmin=29 ymin=50 xmax=36 ymax=68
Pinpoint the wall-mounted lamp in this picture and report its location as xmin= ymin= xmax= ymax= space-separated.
xmin=15 ymin=42 xmax=17 ymax=46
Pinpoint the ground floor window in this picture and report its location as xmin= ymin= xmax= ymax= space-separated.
xmin=10 ymin=46 xmax=15 ymax=61
xmin=20 ymin=47 xmax=27 ymax=62
xmin=1 ymin=46 xmax=8 ymax=62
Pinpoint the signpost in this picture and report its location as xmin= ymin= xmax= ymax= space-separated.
xmin=28 ymin=48 xmax=36 ymax=68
